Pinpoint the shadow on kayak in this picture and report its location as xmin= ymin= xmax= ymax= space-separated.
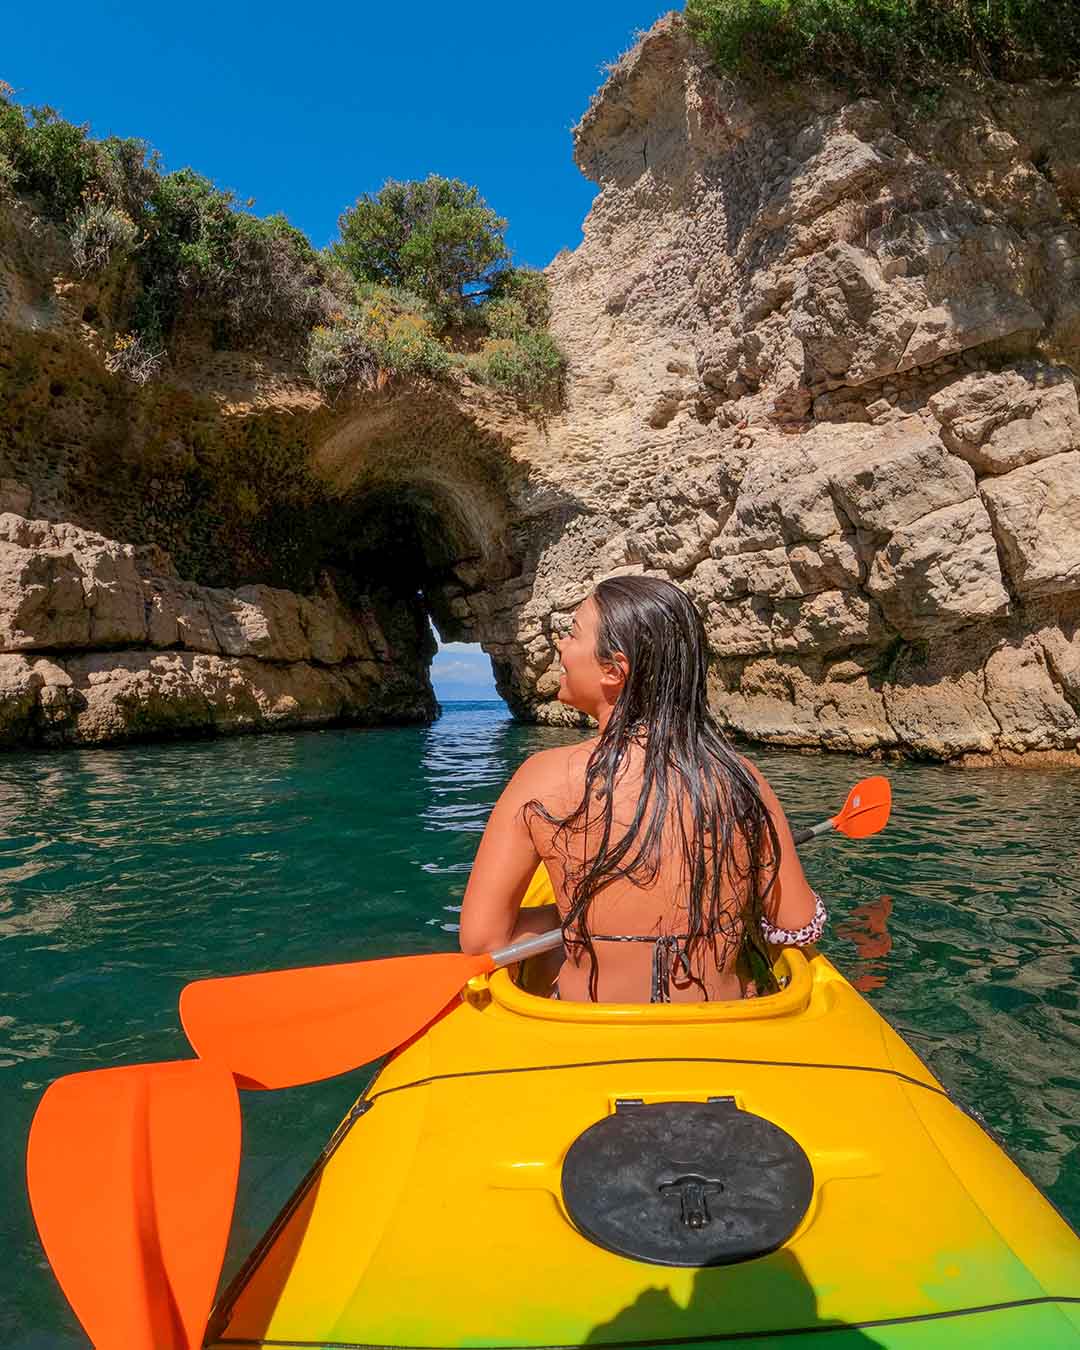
xmin=581 ymin=1249 xmax=885 ymax=1347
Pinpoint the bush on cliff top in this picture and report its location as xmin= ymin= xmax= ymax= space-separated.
xmin=684 ymin=0 xmax=1080 ymax=86
xmin=306 ymin=276 xmax=566 ymax=407
xmin=465 ymin=329 xmax=567 ymax=403
xmin=0 ymin=95 xmax=157 ymax=222
xmin=0 ymin=91 xmax=341 ymax=359
xmin=0 ymin=89 xmax=565 ymax=404
xmin=331 ymin=176 xmax=510 ymax=323
xmin=328 ymin=177 xmax=565 ymax=404
xmin=306 ymin=288 xmax=453 ymax=398
xmin=131 ymin=168 xmax=341 ymax=350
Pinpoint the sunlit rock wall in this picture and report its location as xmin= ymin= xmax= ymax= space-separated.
xmin=0 ymin=513 xmax=434 ymax=747
xmin=476 ymin=13 xmax=1080 ymax=763
xmin=3 ymin=10 xmax=1080 ymax=762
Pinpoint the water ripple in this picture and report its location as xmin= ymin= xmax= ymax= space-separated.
xmin=0 ymin=708 xmax=1077 ymax=1347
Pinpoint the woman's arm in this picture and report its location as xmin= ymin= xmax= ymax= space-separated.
xmin=742 ymin=757 xmax=820 ymax=932
xmin=459 ymin=749 xmax=563 ymax=955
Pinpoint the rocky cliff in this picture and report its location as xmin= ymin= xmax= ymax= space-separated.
xmin=0 ymin=512 xmax=432 ymax=746
xmin=3 ymin=12 xmax=1080 ymax=761
xmin=493 ymin=14 xmax=1080 ymax=764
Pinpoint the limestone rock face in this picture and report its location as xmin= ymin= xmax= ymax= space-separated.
xmin=792 ymin=242 xmax=917 ymax=387
xmin=928 ymin=365 xmax=1080 ymax=475
xmin=0 ymin=514 xmax=433 ymax=748
xmin=867 ymin=497 xmax=1010 ymax=638
xmin=483 ymin=14 xmax=1080 ymax=764
xmin=980 ymin=454 xmax=1080 ymax=598
xmin=4 ymin=11 xmax=1080 ymax=763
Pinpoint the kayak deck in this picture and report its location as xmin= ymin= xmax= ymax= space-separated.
xmin=208 ymin=951 xmax=1080 ymax=1348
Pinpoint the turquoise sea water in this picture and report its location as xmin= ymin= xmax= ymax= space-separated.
xmin=1 ymin=700 xmax=1078 ymax=1347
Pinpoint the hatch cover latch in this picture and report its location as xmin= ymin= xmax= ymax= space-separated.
xmin=658 ymin=1170 xmax=726 ymax=1229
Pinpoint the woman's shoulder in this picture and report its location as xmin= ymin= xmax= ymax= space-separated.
xmin=496 ymin=739 xmax=595 ymax=816
xmin=513 ymin=737 xmax=596 ymax=792
xmin=736 ymin=752 xmax=768 ymax=789
xmin=732 ymin=752 xmax=782 ymax=812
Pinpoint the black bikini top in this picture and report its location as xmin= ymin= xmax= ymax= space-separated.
xmin=571 ymin=893 xmax=828 ymax=1004
xmin=574 ymin=931 xmax=708 ymax=1004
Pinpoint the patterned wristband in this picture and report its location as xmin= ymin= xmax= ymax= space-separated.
xmin=759 ymin=892 xmax=827 ymax=946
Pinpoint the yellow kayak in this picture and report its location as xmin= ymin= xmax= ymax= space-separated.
xmin=207 ymin=878 xmax=1080 ymax=1348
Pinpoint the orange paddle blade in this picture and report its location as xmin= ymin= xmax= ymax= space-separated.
xmin=832 ymin=775 xmax=891 ymax=839
xmin=27 ymin=1060 xmax=240 ymax=1350
xmin=181 ymin=949 xmax=495 ymax=1089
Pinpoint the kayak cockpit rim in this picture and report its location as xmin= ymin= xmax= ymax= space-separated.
xmin=481 ymin=946 xmax=814 ymax=1023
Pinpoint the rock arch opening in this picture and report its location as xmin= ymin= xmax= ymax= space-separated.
xmin=332 ymin=475 xmax=512 ymax=714
xmin=309 ymin=391 xmax=544 ymax=721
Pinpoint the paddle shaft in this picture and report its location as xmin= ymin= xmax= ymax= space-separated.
xmin=491 ymin=816 xmax=832 ymax=967
xmin=791 ymin=819 xmax=833 ymax=847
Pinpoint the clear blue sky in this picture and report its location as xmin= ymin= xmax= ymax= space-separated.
xmin=5 ymin=1 xmax=672 ymax=269
xmin=430 ymin=641 xmax=504 ymax=702
xmin=8 ymin=2 xmax=672 ymax=702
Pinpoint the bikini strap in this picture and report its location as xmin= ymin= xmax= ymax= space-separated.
xmin=585 ymin=932 xmax=697 ymax=1004
xmin=564 ymin=892 xmax=829 ymax=1002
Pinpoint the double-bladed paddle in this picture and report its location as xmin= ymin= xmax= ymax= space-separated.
xmin=25 ymin=776 xmax=892 ymax=1350
xmin=26 ymin=1059 xmax=240 ymax=1350
xmin=180 ymin=775 xmax=892 ymax=1090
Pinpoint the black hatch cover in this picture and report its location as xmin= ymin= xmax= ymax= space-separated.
xmin=561 ymin=1098 xmax=813 ymax=1267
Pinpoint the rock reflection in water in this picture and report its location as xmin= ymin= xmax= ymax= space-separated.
xmin=835 ymin=894 xmax=894 ymax=992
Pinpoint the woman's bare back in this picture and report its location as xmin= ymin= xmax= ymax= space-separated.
xmin=527 ymin=738 xmax=748 ymax=1002
xmin=458 ymin=582 xmax=820 ymax=1005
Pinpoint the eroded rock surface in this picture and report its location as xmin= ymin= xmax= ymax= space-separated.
xmin=0 ymin=514 xmax=433 ymax=747
xmin=3 ymin=11 xmax=1080 ymax=762
xmin=463 ymin=14 xmax=1080 ymax=763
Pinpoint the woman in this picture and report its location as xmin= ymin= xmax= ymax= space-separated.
xmin=459 ymin=576 xmax=824 ymax=1002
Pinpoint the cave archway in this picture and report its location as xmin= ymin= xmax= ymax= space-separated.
xmin=310 ymin=391 xmax=538 ymax=719
xmin=327 ymin=471 xmax=515 ymax=713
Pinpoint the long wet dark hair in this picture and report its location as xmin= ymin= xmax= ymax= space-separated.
xmin=528 ymin=575 xmax=780 ymax=1000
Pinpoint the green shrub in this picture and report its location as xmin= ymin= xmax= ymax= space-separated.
xmin=684 ymin=0 xmax=1080 ymax=87
xmin=353 ymin=279 xmax=433 ymax=323
xmin=92 ymin=136 xmax=160 ymax=219
xmin=353 ymin=283 xmax=452 ymax=377
xmin=0 ymin=101 xmax=97 ymax=220
xmin=306 ymin=318 xmax=380 ymax=396
xmin=468 ymin=328 xmax=566 ymax=401
xmin=481 ymin=297 xmax=530 ymax=340
xmin=0 ymin=151 xmax=17 ymax=199
xmin=0 ymin=90 xmax=336 ymax=354
xmin=331 ymin=175 xmax=510 ymax=311
xmin=485 ymin=266 xmax=551 ymax=327
xmin=305 ymin=297 xmax=452 ymax=396
xmin=70 ymin=198 xmax=140 ymax=275
xmin=372 ymin=313 xmax=453 ymax=380
xmin=0 ymin=94 xmax=156 ymax=224
xmin=134 ymin=169 xmax=337 ymax=348
xmin=340 ymin=244 xmax=564 ymax=403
